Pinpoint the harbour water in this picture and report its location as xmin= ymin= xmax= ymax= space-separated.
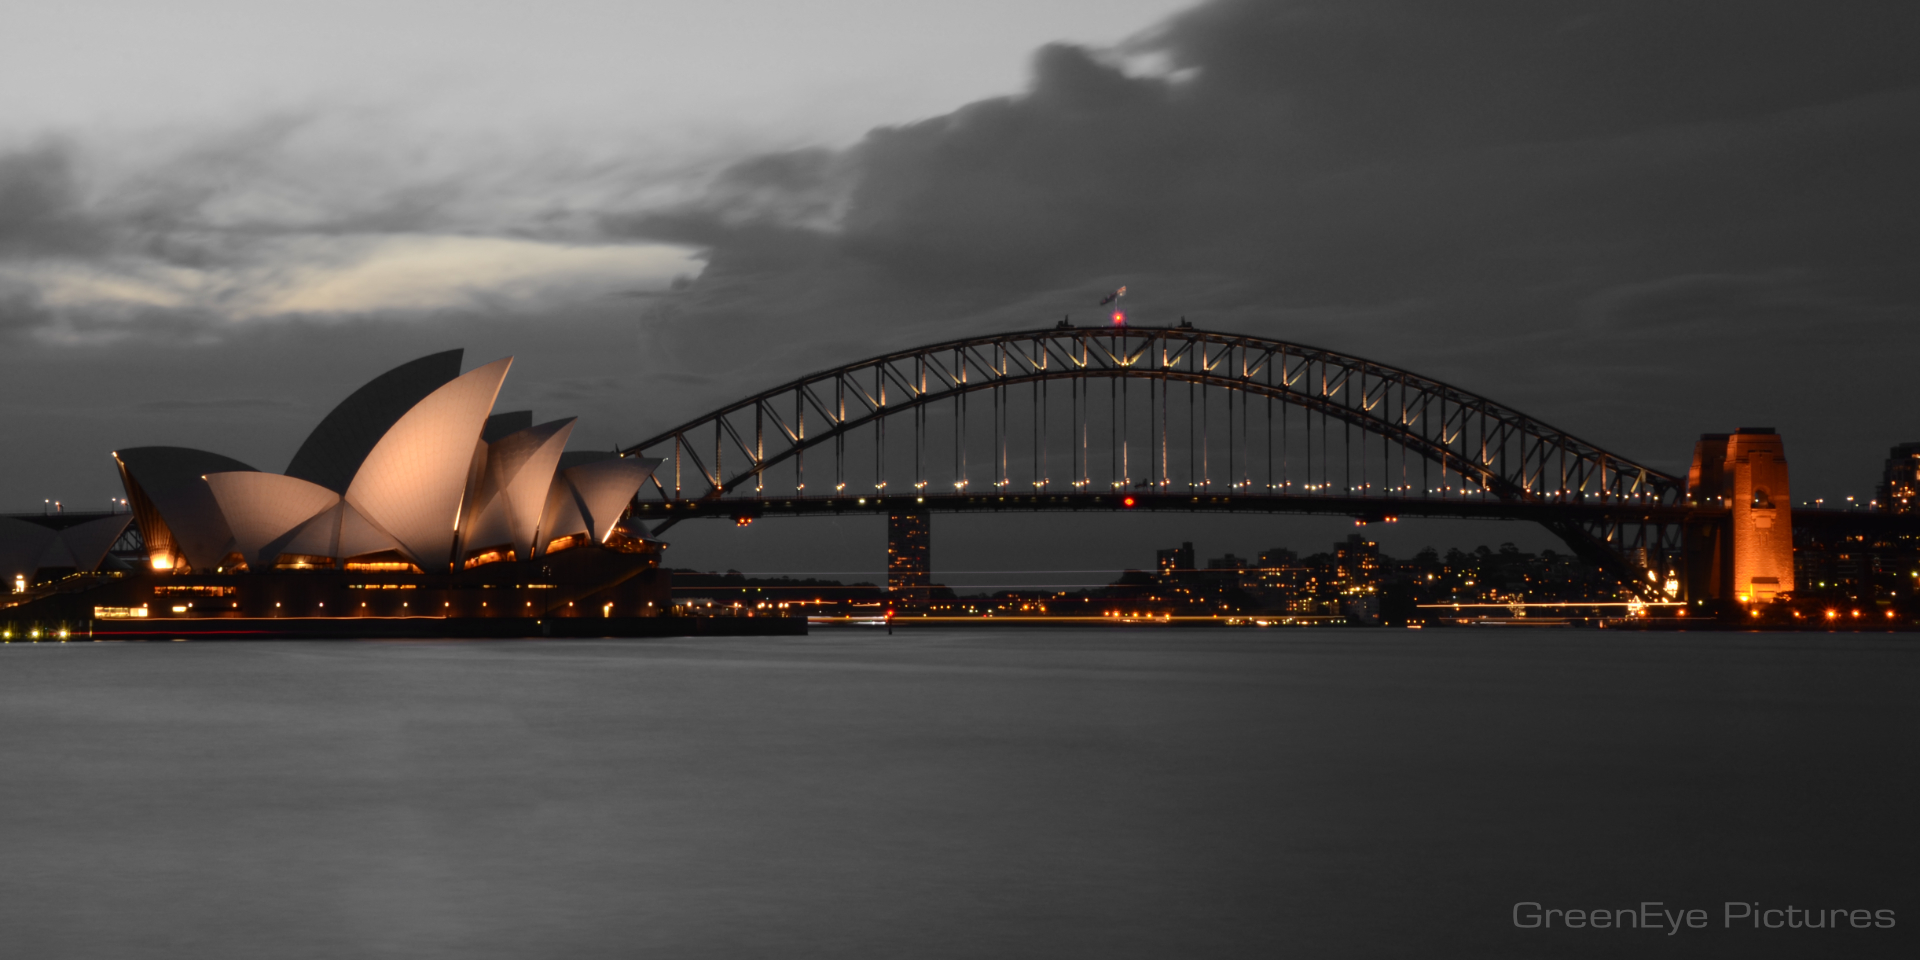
xmin=1 ymin=629 xmax=1912 ymax=958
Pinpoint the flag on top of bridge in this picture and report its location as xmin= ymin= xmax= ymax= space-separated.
xmin=1098 ymin=286 xmax=1127 ymax=306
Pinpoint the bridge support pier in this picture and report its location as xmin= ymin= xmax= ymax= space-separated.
xmin=1685 ymin=428 xmax=1793 ymax=613
xmin=887 ymin=507 xmax=931 ymax=610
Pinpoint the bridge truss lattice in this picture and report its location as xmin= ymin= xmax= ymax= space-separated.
xmin=620 ymin=326 xmax=1690 ymax=594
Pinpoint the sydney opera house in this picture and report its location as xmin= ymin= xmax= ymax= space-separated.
xmin=2 ymin=350 xmax=691 ymax=636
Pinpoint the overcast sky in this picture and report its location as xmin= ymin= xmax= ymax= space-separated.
xmin=3 ymin=0 xmax=1916 ymax=576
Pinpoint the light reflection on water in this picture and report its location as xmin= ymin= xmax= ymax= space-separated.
xmin=1 ymin=628 xmax=1912 ymax=959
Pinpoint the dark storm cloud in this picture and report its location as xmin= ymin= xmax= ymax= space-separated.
xmin=103 ymin=113 xmax=494 ymax=269
xmin=0 ymin=285 xmax=54 ymax=336
xmin=0 ymin=144 xmax=107 ymax=258
xmin=607 ymin=0 xmax=1920 ymax=489
xmin=0 ymin=118 xmax=319 ymax=274
xmin=0 ymin=119 xmax=393 ymax=344
xmin=618 ymin=0 xmax=1920 ymax=311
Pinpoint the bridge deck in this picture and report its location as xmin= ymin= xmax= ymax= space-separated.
xmin=635 ymin=492 xmax=1709 ymax=525
xmin=633 ymin=494 xmax=1918 ymax=531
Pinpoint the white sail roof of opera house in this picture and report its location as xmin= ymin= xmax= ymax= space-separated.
xmin=103 ymin=349 xmax=660 ymax=574
xmin=544 ymin=456 xmax=659 ymax=546
xmin=462 ymin=416 xmax=577 ymax=563
xmin=199 ymin=472 xmax=394 ymax=571
xmin=335 ymin=356 xmax=514 ymax=570
xmin=283 ymin=349 xmax=464 ymax=494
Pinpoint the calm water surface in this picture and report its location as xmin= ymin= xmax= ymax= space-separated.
xmin=1 ymin=628 xmax=1913 ymax=959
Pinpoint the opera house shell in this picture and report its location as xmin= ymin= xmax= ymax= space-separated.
xmin=110 ymin=349 xmax=659 ymax=575
xmin=4 ymin=350 xmax=667 ymax=627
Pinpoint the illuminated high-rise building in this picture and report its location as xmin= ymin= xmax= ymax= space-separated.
xmin=887 ymin=508 xmax=931 ymax=609
xmin=1880 ymin=441 xmax=1920 ymax=514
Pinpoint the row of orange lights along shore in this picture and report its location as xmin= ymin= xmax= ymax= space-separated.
xmin=1741 ymin=608 xmax=1895 ymax=620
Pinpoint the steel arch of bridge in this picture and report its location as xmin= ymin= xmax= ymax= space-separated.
xmin=620 ymin=325 xmax=1689 ymax=591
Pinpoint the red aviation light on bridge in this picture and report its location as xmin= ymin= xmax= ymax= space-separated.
xmin=1121 ymin=495 xmax=1136 ymax=508
xmin=1111 ymin=311 xmax=1125 ymax=325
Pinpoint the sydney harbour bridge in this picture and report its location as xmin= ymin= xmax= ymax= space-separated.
xmin=617 ymin=323 xmax=1834 ymax=605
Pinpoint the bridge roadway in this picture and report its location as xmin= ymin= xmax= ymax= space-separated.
xmin=634 ymin=494 xmax=1918 ymax=532
xmin=636 ymin=491 xmax=1711 ymax=527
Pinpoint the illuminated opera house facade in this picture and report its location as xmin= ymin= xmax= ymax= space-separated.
xmin=4 ymin=350 xmax=672 ymax=631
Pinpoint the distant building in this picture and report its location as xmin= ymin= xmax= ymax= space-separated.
xmin=1881 ymin=441 xmax=1920 ymax=514
xmin=1206 ymin=553 xmax=1249 ymax=570
xmin=1156 ymin=541 xmax=1194 ymax=578
xmin=1334 ymin=534 xmax=1382 ymax=592
xmin=1246 ymin=547 xmax=1306 ymax=610
xmin=887 ymin=509 xmax=931 ymax=609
